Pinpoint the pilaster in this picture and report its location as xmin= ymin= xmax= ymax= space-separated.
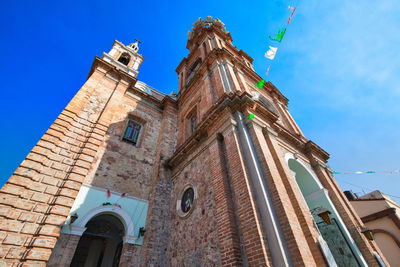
xmin=246 ymin=119 xmax=325 ymax=266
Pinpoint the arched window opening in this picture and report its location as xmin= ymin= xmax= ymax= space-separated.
xmin=190 ymin=114 xmax=197 ymax=133
xmin=70 ymin=214 xmax=125 ymax=267
xmin=118 ymin=52 xmax=131 ymax=66
xmin=288 ymin=158 xmax=364 ymax=266
xmin=186 ymin=58 xmax=202 ymax=85
xmin=186 ymin=107 xmax=197 ymax=136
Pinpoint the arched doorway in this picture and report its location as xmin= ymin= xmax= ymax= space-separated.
xmin=70 ymin=214 xmax=124 ymax=267
xmin=287 ymin=156 xmax=367 ymax=267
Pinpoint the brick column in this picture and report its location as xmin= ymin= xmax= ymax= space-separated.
xmin=218 ymin=125 xmax=272 ymax=266
xmin=245 ymin=121 xmax=323 ymax=266
xmin=47 ymin=233 xmax=80 ymax=267
xmin=262 ymin=125 xmax=328 ymax=266
xmin=119 ymin=243 xmax=140 ymax=267
xmin=208 ymin=133 xmax=243 ymax=266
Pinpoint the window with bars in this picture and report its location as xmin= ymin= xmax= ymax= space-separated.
xmin=122 ymin=120 xmax=142 ymax=145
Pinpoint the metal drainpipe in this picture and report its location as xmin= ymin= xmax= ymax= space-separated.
xmin=233 ymin=111 xmax=292 ymax=267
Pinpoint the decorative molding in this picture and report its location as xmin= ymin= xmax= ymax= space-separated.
xmin=176 ymin=183 xmax=198 ymax=218
xmin=70 ymin=226 xmax=87 ymax=236
xmin=305 ymin=140 xmax=330 ymax=163
xmin=361 ymin=208 xmax=400 ymax=228
xmin=81 ymin=184 xmax=148 ymax=203
xmin=284 ymin=152 xmax=324 ymax=190
xmin=372 ymin=229 xmax=400 ymax=248
xmin=72 ymin=205 xmax=137 ymax=244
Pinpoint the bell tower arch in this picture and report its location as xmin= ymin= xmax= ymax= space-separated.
xmin=102 ymin=40 xmax=144 ymax=78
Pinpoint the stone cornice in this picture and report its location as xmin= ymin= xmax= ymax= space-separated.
xmin=178 ymin=47 xmax=270 ymax=104
xmin=238 ymin=49 xmax=253 ymax=63
xmin=176 ymin=57 xmax=188 ymax=73
xmin=305 ymin=140 xmax=330 ymax=163
xmin=89 ymin=57 xmax=178 ymax=112
xmin=176 ymin=46 xmax=288 ymax=107
xmin=269 ymin=123 xmax=307 ymax=151
xmin=361 ymin=207 xmax=400 ymax=229
xmin=161 ymin=96 xmax=179 ymax=111
xmin=167 ymin=92 xmax=253 ymax=169
xmin=89 ymin=56 xmax=138 ymax=86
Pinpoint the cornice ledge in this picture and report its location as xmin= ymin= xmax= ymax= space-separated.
xmin=165 ymin=128 xmax=208 ymax=169
xmin=161 ymin=96 xmax=178 ymax=110
xmin=305 ymin=140 xmax=330 ymax=163
xmin=167 ymin=92 xmax=251 ymax=169
xmin=270 ymin=123 xmax=306 ymax=151
xmin=176 ymin=57 xmax=188 ymax=73
xmin=361 ymin=208 xmax=397 ymax=223
xmin=89 ymin=57 xmax=137 ymax=86
xmin=125 ymin=86 xmax=164 ymax=110
xmin=253 ymin=103 xmax=280 ymax=124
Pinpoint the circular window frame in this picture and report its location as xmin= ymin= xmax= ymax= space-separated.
xmin=176 ymin=183 xmax=197 ymax=218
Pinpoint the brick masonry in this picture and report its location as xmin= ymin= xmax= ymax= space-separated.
xmin=0 ymin=17 xmax=389 ymax=267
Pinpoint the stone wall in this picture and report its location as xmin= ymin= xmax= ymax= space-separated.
xmin=0 ymin=56 xmax=176 ymax=266
xmin=167 ymin=148 xmax=222 ymax=267
xmin=0 ymin=64 xmax=124 ymax=266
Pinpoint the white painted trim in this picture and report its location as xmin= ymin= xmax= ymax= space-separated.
xmin=123 ymin=235 xmax=137 ymax=244
xmin=285 ymin=153 xmax=324 ymax=189
xmin=285 ymin=153 xmax=368 ymax=267
xmin=74 ymin=205 xmax=136 ymax=244
xmin=81 ymin=184 xmax=149 ymax=203
xmin=70 ymin=226 xmax=87 ymax=236
xmin=318 ymin=236 xmax=338 ymax=267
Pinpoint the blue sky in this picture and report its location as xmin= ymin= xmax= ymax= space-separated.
xmin=1 ymin=0 xmax=399 ymax=200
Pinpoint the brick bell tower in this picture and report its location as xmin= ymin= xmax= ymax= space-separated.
xmin=166 ymin=16 xmax=388 ymax=266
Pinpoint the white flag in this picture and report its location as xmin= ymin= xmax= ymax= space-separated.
xmin=265 ymin=46 xmax=278 ymax=60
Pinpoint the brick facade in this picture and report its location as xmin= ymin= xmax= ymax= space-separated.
xmin=0 ymin=17 xmax=389 ymax=266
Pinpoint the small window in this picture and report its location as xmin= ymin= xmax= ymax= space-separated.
xmin=118 ymin=53 xmax=130 ymax=66
xmin=190 ymin=115 xmax=197 ymax=133
xmin=186 ymin=58 xmax=202 ymax=85
xmin=123 ymin=120 xmax=141 ymax=145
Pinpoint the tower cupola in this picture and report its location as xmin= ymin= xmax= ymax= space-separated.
xmin=102 ymin=40 xmax=144 ymax=78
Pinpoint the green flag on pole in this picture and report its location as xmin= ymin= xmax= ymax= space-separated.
xmin=333 ymin=171 xmax=341 ymax=174
xmin=248 ymin=114 xmax=255 ymax=120
xmin=269 ymin=28 xmax=287 ymax=42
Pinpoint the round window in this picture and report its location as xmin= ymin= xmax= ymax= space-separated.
xmin=180 ymin=187 xmax=194 ymax=214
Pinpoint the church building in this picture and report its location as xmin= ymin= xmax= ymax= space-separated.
xmin=0 ymin=17 xmax=389 ymax=266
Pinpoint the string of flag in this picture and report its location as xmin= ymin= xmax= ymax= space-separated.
xmin=248 ymin=2 xmax=300 ymax=120
xmin=332 ymin=169 xmax=400 ymax=175
xmin=264 ymin=3 xmax=299 ymax=75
